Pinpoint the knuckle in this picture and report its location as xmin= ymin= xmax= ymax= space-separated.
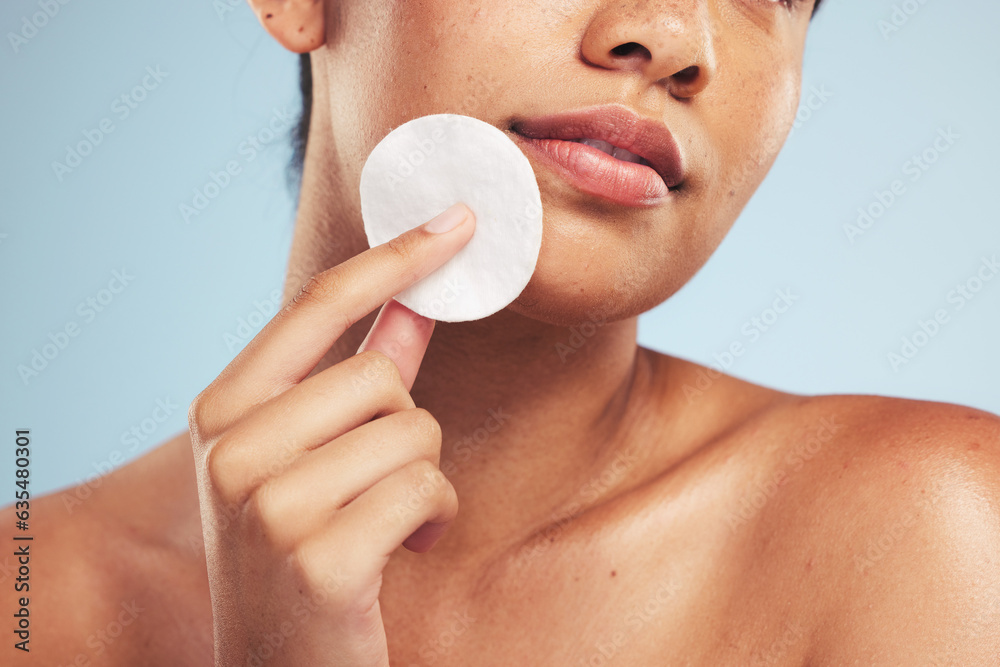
xmin=286 ymin=272 xmax=353 ymax=335
xmin=188 ymin=386 xmax=239 ymax=439
xmin=405 ymin=408 xmax=442 ymax=445
xmin=396 ymin=460 xmax=454 ymax=518
xmin=383 ymin=232 xmax=419 ymax=263
xmin=356 ymin=349 xmax=404 ymax=388
xmin=204 ymin=439 xmax=241 ymax=501
xmin=289 ymin=542 xmax=321 ymax=586
xmin=204 ymin=440 xmax=228 ymax=483
xmin=403 ymin=458 xmax=449 ymax=496
xmin=438 ymin=478 xmax=460 ymax=519
xmin=290 ymin=541 xmax=353 ymax=604
xmin=291 ymin=272 xmax=338 ymax=309
xmin=247 ymin=482 xmax=282 ymax=537
xmin=187 ymin=389 xmax=216 ymax=434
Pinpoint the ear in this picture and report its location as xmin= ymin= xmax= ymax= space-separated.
xmin=246 ymin=0 xmax=325 ymax=53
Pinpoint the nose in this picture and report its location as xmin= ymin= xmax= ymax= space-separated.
xmin=580 ymin=1 xmax=716 ymax=99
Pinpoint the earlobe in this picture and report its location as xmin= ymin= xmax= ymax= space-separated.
xmin=246 ymin=0 xmax=325 ymax=53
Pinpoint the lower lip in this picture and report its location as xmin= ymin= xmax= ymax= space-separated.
xmin=511 ymin=134 xmax=671 ymax=207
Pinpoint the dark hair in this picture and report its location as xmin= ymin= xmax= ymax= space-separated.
xmin=289 ymin=52 xmax=312 ymax=196
xmin=289 ymin=0 xmax=823 ymax=187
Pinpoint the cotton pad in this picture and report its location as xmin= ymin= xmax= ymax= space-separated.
xmin=360 ymin=113 xmax=543 ymax=322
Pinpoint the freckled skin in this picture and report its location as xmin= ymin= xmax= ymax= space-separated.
xmin=5 ymin=1 xmax=1000 ymax=665
xmin=309 ymin=0 xmax=803 ymax=326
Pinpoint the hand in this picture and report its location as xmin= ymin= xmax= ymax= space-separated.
xmin=188 ymin=203 xmax=475 ymax=666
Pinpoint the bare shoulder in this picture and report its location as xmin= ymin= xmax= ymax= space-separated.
xmin=751 ymin=393 xmax=1000 ymax=664
xmin=0 ymin=438 xmax=212 ymax=666
xmin=1 ymin=492 xmax=137 ymax=665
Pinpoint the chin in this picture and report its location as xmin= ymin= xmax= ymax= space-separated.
xmin=500 ymin=200 xmax=716 ymax=327
xmin=505 ymin=238 xmax=686 ymax=328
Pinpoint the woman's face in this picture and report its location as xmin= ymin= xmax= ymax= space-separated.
xmin=318 ymin=0 xmax=815 ymax=326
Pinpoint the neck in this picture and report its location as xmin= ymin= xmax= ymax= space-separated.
xmin=409 ymin=310 xmax=657 ymax=561
xmin=287 ymin=213 xmax=660 ymax=565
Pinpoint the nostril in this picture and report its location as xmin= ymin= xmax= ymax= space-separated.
xmin=672 ymin=65 xmax=699 ymax=85
xmin=611 ymin=42 xmax=651 ymax=60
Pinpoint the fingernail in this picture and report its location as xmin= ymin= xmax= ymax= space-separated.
xmin=424 ymin=203 xmax=470 ymax=234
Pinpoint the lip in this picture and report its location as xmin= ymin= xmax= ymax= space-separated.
xmin=510 ymin=105 xmax=684 ymax=207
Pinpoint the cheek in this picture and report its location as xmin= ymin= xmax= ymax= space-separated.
xmin=508 ymin=202 xmax=722 ymax=327
xmin=672 ymin=56 xmax=800 ymax=271
xmin=710 ymin=59 xmax=801 ymax=206
xmin=326 ymin=1 xmax=524 ymax=183
xmin=348 ymin=2 xmax=521 ymax=117
xmin=324 ymin=0 xmax=806 ymax=326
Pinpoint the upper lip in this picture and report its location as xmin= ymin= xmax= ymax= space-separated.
xmin=510 ymin=104 xmax=684 ymax=189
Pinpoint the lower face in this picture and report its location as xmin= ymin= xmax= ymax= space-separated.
xmin=322 ymin=0 xmax=811 ymax=326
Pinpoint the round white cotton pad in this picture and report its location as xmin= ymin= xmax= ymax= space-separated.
xmin=360 ymin=113 xmax=543 ymax=323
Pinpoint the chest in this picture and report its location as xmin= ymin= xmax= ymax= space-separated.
xmin=379 ymin=506 xmax=815 ymax=666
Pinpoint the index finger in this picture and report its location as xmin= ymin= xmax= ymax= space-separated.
xmin=212 ymin=202 xmax=475 ymax=413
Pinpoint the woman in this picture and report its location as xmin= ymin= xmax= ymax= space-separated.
xmin=8 ymin=0 xmax=1000 ymax=664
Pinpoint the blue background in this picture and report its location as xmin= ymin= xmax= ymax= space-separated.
xmin=1 ymin=0 xmax=998 ymax=497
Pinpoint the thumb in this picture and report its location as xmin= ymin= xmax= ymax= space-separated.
xmin=356 ymin=298 xmax=436 ymax=392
